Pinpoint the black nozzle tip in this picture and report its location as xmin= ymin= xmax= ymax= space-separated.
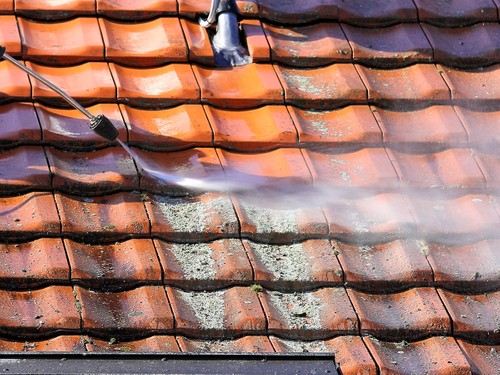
xmin=90 ymin=114 xmax=119 ymax=141
xmin=216 ymin=0 xmax=241 ymax=17
xmin=0 ymin=45 xmax=5 ymax=59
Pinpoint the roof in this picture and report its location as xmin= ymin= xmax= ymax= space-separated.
xmin=1 ymin=0 xmax=500 ymax=373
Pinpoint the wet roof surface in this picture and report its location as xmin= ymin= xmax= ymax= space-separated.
xmin=1 ymin=0 xmax=500 ymax=373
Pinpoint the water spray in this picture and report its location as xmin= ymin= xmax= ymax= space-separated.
xmin=0 ymin=45 xmax=119 ymax=141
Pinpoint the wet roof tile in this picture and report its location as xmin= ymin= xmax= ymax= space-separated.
xmin=337 ymin=0 xmax=417 ymax=26
xmin=0 ymin=15 xmax=21 ymax=57
xmin=413 ymin=0 xmax=498 ymax=27
xmin=0 ymin=103 xmax=41 ymax=147
xmin=179 ymin=19 xmax=214 ymax=66
xmin=0 ymin=60 xmax=31 ymax=103
xmin=0 ymin=0 xmax=13 ymax=14
xmin=178 ymin=0 xmax=258 ymax=20
xmin=256 ymin=0 xmax=337 ymax=23
xmin=15 ymin=0 xmax=96 ymax=20
xmin=96 ymin=0 xmax=176 ymax=19
xmin=241 ymin=20 xmax=270 ymax=63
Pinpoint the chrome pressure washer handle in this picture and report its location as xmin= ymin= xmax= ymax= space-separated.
xmin=0 ymin=45 xmax=119 ymax=141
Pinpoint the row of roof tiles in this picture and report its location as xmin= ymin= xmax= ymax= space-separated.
xmin=2 ymin=0 xmax=500 ymax=27
xmin=1 ymin=237 xmax=499 ymax=294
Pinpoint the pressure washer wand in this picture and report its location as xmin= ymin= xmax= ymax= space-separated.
xmin=0 ymin=45 xmax=119 ymax=141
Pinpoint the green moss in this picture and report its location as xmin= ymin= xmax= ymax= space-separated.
xmin=103 ymin=225 xmax=117 ymax=231
xmin=140 ymin=194 xmax=150 ymax=202
xmin=251 ymin=284 xmax=263 ymax=293
xmin=109 ymin=338 xmax=117 ymax=345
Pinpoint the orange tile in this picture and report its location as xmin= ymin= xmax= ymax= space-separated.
xmin=134 ymin=147 xmax=223 ymax=195
xmin=0 ymin=0 xmax=12 ymax=14
xmin=87 ymin=336 xmax=180 ymax=352
xmin=19 ymin=17 xmax=104 ymax=65
xmin=99 ymin=18 xmax=187 ymax=66
xmin=473 ymin=149 xmax=500 ymax=189
xmin=178 ymin=0 xmax=258 ymax=19
xmin=324 ymin=194 xmax=416 ymax=243
xmin=46 ymin=147 xmax=139 ymax=195
xmin=109 ymin=63 xmax=199 ymax=108
xmin=145 ymin=193 xmax=239 ymax=242
xmin=55 ymin=192 xmax=150 ymax=241
xmin=357 ymin=64 xmax=450 ymax=106
xmin=338 ymin=0 xmax=417 ymax=26
xmin=178 ymin=336 xmax=273 ymax=352
xmin=243 ymin=239 xmax=342 ymax=291
xmin=0 ymin=192 xmax=60 ymax=241
xmin=35 ymin=103 xmax=127 ymax=150
xmin=455 ymin=107 xmax=500 ymax=149
xmin=97 ymin=0 xmax=176 ymax=19
xmin=342 ymin=23 xmax=432 ymax=67
xmin=257 ymin=0 xmax=337 ymax=23
xmin=289 ymin=105 xmax=382 ymax=150
xmin=259 ymin=288 xmax=358 ymax=340
xmin=76 ymin=286 xmax=174 ymax=336
xmin=271 ymin=336 xmax=377 ymax=374
xmin=374 ymin=106 xmax=468 ymax=151
xmin=205 ymin=106 xmax=297 ymax=151
xmin=167 ymin=286 xmax=266 ymax=338
xmin=457 ymin=340 xmax=500 ymax=375
xmin=0 ymin=238 xmax=69 ymax=289
xmin=439 ymin=289 xmax=500 ymax=342
xmin=0 ymin=60 xmax=31 ymax=103
xmin=155 ymin=238 xmax=252 ymax=290
xmin=334 ymin=239 xmax=432 ymax=293
xmin=0 ymin=16 xmax=21 ymax=56
xmin=349 ymin=287 xmax=450 ymax=340
xmin=28 ymin=62 xmax=115 ymax=107
xmin=0 ymin=103 xmax=41 ymax=147
xmin=0 ymin=146 xmax=51 ymax=193
xmin=193 ymin=64 xmax=283 ymax=108
xmin=414 ymin=0 xmax=497 ymax=27
xmin=241 ymin=20 xmax=270 ymax=63
xmin=388 ymin=148 xmax=486 ymax=190
xmin=0 ymin=286 xmax=80 ymax=336
xmin=121 ymin=104 xmax=212 ymax=151
xmin=364 ymin=336 xmax=471 ymax=374
xmin=409 ymin=195 xmax=500 ymax=242
xmin=275 ymin=64 xmax=366 ymax=109
xmin=65 ymin=239 xmax=161 ymax=290
xmin=15 ymin=0 xmax=96 ymax=20
xmin=426 ymin=240 xmax=500 ymax=293
xmin=303 ymin=148 xmax=399 ymax=190
xmin=0 ymin=336 xmax=86 ymax=351
xmin=179 ymin=19 xmax=214 ymax=66
xmin=264 ymin=23 xmax=350 ymax=67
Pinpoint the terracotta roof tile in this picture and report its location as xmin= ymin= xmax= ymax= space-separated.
xmin=240 ymin=20 xmax=270 ymax=63
xmin=178 ymin=0 xmax=258 ymax=20
xmin=337 ymin=0 xmax=417 ymax=26
xmin=0 ymin=15 xmax=21 ymax=57
xmin=96 ymin=0 xmax=177 ymax=20
xmin=0 ymin=102 xmax=41 ymax=147
xmin=457 ymin=339 xmax=500 ymax=374
xmin=0 ymin=336 xmax=87 ymax=351
xmin=0 ymin=60 xmax=31 ymax=103
xmin=0 ymin=0 xmax=13 ymax=14
xmin=413 ymin=0 xmax=498 ymax=27
xmin=257 ymin=0 xmax=337 ymax=24
xmin=179 ymin=19 xmax=214 ymax=66
xmin=15 ymin=0 xmax=96 ymax=20
xmin=177 ymin=336 xmax=273 ymax=352
xmin=87 ymin=335 xmax=180 ymax=352
xmin=455 ymin=107 xmax=500 ymax=148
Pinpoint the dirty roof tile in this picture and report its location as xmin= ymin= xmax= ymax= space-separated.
xmin=46 ymin=147 xmax=139 ymax=195
xmin=155 ymin=238 xmax=253 ymax=290
xmin=109 ymin=63 xmax=199 ymax=108
xmin=65 ymin=239 xmax=161 ymax=290
xmin=35 ymin=103 xmax=127 ymax=150
xmin=0 ymin=192 xmax=60 ymax=241
xmin=96 ymin=0 xmax=176 ymax=19
xmin=275 ymin=64 xmax=366 ymax=109
xmin=388 ymin=148 xmax=485 ymax=190
xmin=342 ymin=23 xmax=432 ymax=67
xmin=243 ymin=239 xmax=343 ymax=291
xmin=178 ymin=336 xmax=274 ymax=353
xmin=271 ymin=335 xmax=378 ymax=374
xmin=439 ymin=289 xmax=500 ymax=343
xmin=0 ymin=60 xmax=31 ymax=103
xmin=179 ymin=19 xmax=214 ymax=66
xmin=0 ymin=286 xmax=80 ymax=337
xmin=87 ymin=335 xmax=180 ymax=352
xmin=193 ymin=64 xmax=283 ymax=108
xmin=0 ymin=336 xmax=86 ymax=352
xmin=0 ymin=146 xmax=51 ymax=193
xmin=256 ymin=0 xmax=337 ymax=23
xmin=19 ymin=17 xmax=104 ymax=65
xmin=0 ymin=103 xmax=41 ymax=147
xmin=263 ymin=23 xmax=351 ymax=67
xmin=167 ymin=286 xmax=266 ymax=338
xmin=75 ymin=286 xmax=174 ymax=337
xmin=422 ymin=23 xmax=500 ymax=69
xmin=206 ymin=106 xmax=297 ymax=151
xmin=28 ymin=62 xmax=115 ymax=107
xmin=338 ymin=0 xmax=417 ymax=26
xmin=0 ymin=15 xmax=21 ymax=56
xmin=426 ymin=240 xmax=500 ymax=293
xmin=0 ymin=238 xmax=69 ymax=290
xmin=99 ymin=18 xmax=187 ymax=66
xmin=290 ymin=105 xmax=382 ymax=150
xmin=363 ymin=336 xmax=471 ymax=374
xmin=349 ymin=287 xmax=451 ymax=340
xmin=413 ymin=0 xmax=498 ymax=27
xmin=334 ymin=239 xmax=432 ymax=293
xmin=472 ymin=149 xmax=500 ymax=189
xmin=241 ymin=20 xmax=270 ymax=63
xmin=374 ymin=106 xmax=468 ymax=152
xmin=357 ymin=64 xmax=450 ymax=106
xmin=259 ymin=288 xmax=358 ymax=340
xmin=15 ymin=0 xmax=96 ymax=20
xmin=55 ymin=192 xmax=150 ymax=241
xmin=145 ymin=193 xmax=239 ymax=242
xmin=455 ymin=107 xmax=500 ymax=148
xmin=457 ymin=339 xmax=500 ymax=374
xmin=178 ymin=0 xmax=258 ymax=20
